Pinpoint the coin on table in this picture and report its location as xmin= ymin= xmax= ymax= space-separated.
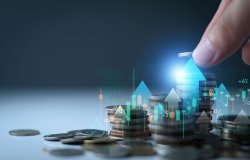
xmin=67 ymin=129 xmax=108 ymax=137
xmin=93 ymin=145 xmax=131 ymax=158
xmin=84 ymin=137 xmax=117 ymax=144
xmin=49 ymin=148 xmax=84 ymax=157
xmin=60 ymin=138 xmax=84 ymax=145
xmin=44 ymin=133 xmax=74 ymax=141
xmin=9 ymin=129 xmax=40 ymax=136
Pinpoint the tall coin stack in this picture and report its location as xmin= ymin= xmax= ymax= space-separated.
xmin=217 ymin=114 xmax=250 ymax=145
xmin=106 ymin=105 xmax=151 ymax=140
xmin=193 ymin=73 xmax=216 ymax=137
xmin=177 ymin=52 xmax=216 ymax=138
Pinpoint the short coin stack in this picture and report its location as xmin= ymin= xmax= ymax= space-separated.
xmin=106 ymin=105 xmax=151 ymax=140
xmin=217 ymin=115 xmax=250 ymax=145
xmin=149 ymin=115 xmax=195 ymax=146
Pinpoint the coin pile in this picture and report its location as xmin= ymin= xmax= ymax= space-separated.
xmin=106 ymin=105 xmax=151 ymax=140
xmin=192 ymin=73 xmax=216 ymax=137
xmin=44 ymin=129 xmax=111 ymax=145
xmin=217 ymin=115 xmax=250 ymax=145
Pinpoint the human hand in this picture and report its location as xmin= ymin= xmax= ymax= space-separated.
xmin=192 ymin=0 xmax=250 ymax=67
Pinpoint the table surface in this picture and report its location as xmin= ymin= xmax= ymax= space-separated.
xmin=0 ymin=89 xmax=232 ymax=160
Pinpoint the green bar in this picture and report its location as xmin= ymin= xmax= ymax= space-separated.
xmin=126 ymin=102 xmax=131 ymax=121
xmin=132 ymin=94 xmax=136 ymax=109
xmin=153 ymin=106 xmax=159 ymax=121
xmin=192 ymin=98 xmax=197 ymax=108
xmin=176 ymin=110 xmax=180 ymax=121
xmin=242 ymin=90 xmax=246 ymax=99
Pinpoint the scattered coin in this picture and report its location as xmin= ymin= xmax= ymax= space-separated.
xmin=67 ymin=129 xmax=108 ymax=137
xmin=9 ymin=129 xmax=40 ymax=136
xmin=44 ymin=133 xmax=74 ymax=141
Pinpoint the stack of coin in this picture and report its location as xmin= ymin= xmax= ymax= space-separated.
xmin=176 ymin=52 xmax=217 ymax=138
xmin=193 ymin=73 xmax=216 ymax=137
xmin=44 ymin=129 xmax=109 ymax=145
xmin=149 ymin=115 xmax=195 ymax=146
xmin=217 ymin=115 xmax=250 ymax=145
xmin=106 ymin=105 xmax=151 ymax=140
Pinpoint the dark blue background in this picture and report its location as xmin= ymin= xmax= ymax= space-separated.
xmin=0 ymin=0 xmax=248 ymax=92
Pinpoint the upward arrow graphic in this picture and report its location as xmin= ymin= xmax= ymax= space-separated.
xmin=177 ymin=58 xmax=206 ymax=100
xmin=234 ymin=109 xmax=250 ymax=125
xmin=164 ymin=88 xmax=181 ymax=111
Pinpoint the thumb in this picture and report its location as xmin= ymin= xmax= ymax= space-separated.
xmin=193 ymin=0 xmax=250 ymax=67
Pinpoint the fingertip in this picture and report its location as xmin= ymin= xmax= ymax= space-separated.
xmin=192 ymin=38 xmax=216 ymax=68
xmin=242 ymin=41 xmax=250 ymax=65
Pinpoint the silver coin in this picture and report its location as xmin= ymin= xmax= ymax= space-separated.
xmin=84 ymin=137 xmax=117 ymax=144
xmin=157 ymin=144 xmax=198 ymax=160
xmin=74 ymin=135 xmax=100 ymax=140
xmin=105 ymin=105 xmax=119 ymax=114
xmin=110 ymin=118 xmax=149 ymax=125
xmin=111 ymin=124 xmax=149 ymax=130
xmin=122 ymin=140 xmax=153 ymax=147
xmin=60 ymin=138 xmax=84 ymax=145
xmin=110 ymin=131 xmax=151 ymax=138
xmin=110 ymin=128 xmax=151 ymax=135
xmin=67 ymin=129 xmax=108 ymax=137
xmin=220 ymin=127 xmax=250 ymax=135
xmin=150 ymin=118 xmax=194 ymax=126
xmin=114 ymin=112 xmax=147 ymax=119
xmin=148 ymin=94 xmax=167 ymax=102
xmin=178 ymin=52 xmax=192 ymax=58
xmin=218 ymin=115 xmax=237 ymax=124
xmin=93 ymin=145 xmax=131 ymax=158
xmin=106 ymin=105 xmax=146 ymax=114
xmin=44 ymin=133 xmax=74 ymax=141
xmin=49 ymin=148 xmax=84 ymax=157
xmin=220 ymin=123 xmax=250 ymax=130
xmin=149 ymin=124 xmax=193 ymax=135
xmin=110 ymin=135 xmax=151 ymax=140
xmin=152 ymin=134 xmax=195 ymax=144
xmin=9 ymin=129 xmax=40 ymax=136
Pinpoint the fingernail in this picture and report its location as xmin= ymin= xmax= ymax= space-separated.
xmin=192 ymin=38 xmax=216 ymax=67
